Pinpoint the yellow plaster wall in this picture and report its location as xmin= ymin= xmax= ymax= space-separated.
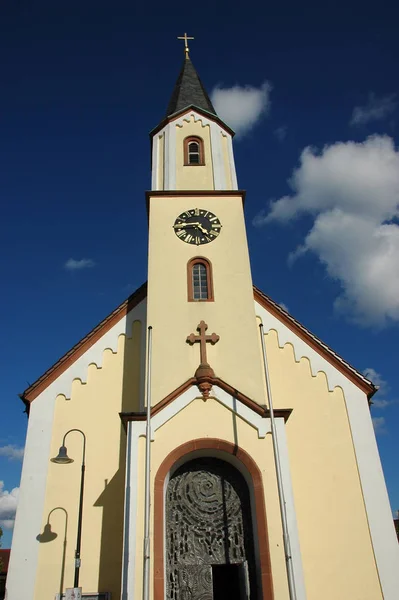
xmin=262 ymin=329 xmax=382 ymax=599
xmin=175 ymin=117 xmax=214 ymax=190
xmin=146 ymin=193 xmax=266 ymax=405
xmin=34 ymin=320 xmax=142 ymax=600
xmin=133 ymin=396 xmax=290 ymax=600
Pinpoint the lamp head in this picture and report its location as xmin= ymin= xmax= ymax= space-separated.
xmin=36 ymin=522 xmax=58 ymax=543
xmin=51 ymin=445 xmax=73 ymax=464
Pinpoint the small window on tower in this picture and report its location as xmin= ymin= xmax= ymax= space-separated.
xmin=188 ymin=142 xmax=200 ymax=164
xmin=193 ymin=263 xmax=207 ymax=299
xmin=187 ymin=257 xmax=214 ymax=302
xmin=184 ymin=136 xmax=205 ymax=166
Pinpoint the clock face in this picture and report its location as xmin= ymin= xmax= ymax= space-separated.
xmin=173 ymin=208 xmax=222 ymax=245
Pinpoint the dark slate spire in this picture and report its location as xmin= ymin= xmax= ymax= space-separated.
xmin=165 ymin=56 xmax=217 ymax=118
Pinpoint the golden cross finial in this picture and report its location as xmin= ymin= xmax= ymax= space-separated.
xmin=177 ymin=32 xmax=194 ymax=57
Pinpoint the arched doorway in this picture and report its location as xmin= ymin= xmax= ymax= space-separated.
xmin=166 ymin=457 xmax=256 ymax=600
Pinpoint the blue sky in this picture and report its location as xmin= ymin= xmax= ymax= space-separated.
xmin=1 ymin=1 xmax=399 ymax=546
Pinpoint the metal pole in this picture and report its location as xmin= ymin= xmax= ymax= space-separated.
xmin=74 ymin=460 xmax=85 ymax=587
xmin=61 ymin=429 xmax=86 ymax=590
xmin=259 ymin=323 xmax=297 ymax=600
xmin=143 ymin=326 xmax=153 ymax=600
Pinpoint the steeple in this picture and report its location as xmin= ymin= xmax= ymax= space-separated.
xmin=165 ymin=56 xmax=217 ymax=118
xmin=150 ymin=46 xmax=237 ymax=192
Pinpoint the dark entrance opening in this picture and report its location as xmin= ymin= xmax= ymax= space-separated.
xmin=212 ymin=564 xmax=244 ymax=600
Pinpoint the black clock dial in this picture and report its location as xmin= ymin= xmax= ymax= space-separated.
xmin=173 ymin=208 xmax=222 ymax=245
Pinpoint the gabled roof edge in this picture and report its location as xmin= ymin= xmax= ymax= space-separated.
xmin=150 ymin=105 xmax=235 ymax=138
xmin=21 ymin=282 xmax=147 ymax=404
xmin=20 ymin=281 xmax=376 ymax=408
xmin=253 ymin=285 xmax=376 ymax=398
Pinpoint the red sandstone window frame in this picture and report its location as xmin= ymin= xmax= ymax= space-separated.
xmin=184 ymin=136 xmax=205 ymax=166
xmin=187 ymin=257 xmax=214 ymax=302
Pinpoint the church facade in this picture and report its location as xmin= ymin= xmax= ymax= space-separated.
xmin=7 ymin=49 xmax=399 ymax=600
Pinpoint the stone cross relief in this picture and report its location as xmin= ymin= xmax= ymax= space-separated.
xmin=187 ymin=320 xmax=220 ymax=399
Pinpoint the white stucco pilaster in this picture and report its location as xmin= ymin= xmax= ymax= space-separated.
xmin=164 ymin=124 xmax=176 ymax=190
xmin=151 ymin=134 xmax=159 ymax=191
xmin=275 ymin=418 xmax=307 ymax=600
xmin=121 ymin=421 xmax=146 ymax=600
xmin=6 ymin=391 xmax=56 ymax=600
xmin=344 ymin=384 xmax=399 ymax=598
xmin=226 ymin=136 xmax=238 ymax=190
xmin=210 ymin=122 xmax=226 ymax=190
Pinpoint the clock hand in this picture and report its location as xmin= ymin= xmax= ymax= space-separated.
xmin=173 ymin=222 xmax=203 ymax=230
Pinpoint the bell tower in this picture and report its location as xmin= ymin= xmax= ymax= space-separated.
xmin=146 ymin=44 xmax=265 ymax=406
xmin=150 ymin=52 xmax=238 ymax=192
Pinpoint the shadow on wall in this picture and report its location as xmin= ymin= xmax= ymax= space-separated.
xmin=36 ymin=507 xmax=68 ymax=597
xmin=94 ymin=313 xmax=144 ymax=598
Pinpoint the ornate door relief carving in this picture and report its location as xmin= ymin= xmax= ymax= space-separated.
xmin=166 ymin=458 xmax=255 ymax=600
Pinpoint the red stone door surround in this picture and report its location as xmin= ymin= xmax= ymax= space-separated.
xmin=153 ymin=438 xmax=275 ymax=600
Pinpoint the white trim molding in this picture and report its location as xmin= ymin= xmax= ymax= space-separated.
xmin=6 ymin=388 xmax=57 ymax=600
xmin=226 ymin=135 xmax=238 ymax=190
xmin=209 ymin=121 xmax=226 ymax=190
xmin=122 ymin=384 xmax=305 ymax=600
xmin=151 ymin=132 xmax=159 ymax=190
xmin=275 ymin=419 xmax=307 ymax=600
xmin=345 ymin=383 xmax=399 ymax=598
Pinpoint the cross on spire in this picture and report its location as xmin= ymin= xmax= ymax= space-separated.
xmin=177 ymin=32 xmax=194 ymax=57
xmin=187 ymin=321 xmax=219 ymax=366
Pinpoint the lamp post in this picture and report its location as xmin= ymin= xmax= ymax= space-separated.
xmin=51 ymin=429 xmax=86 ymax=589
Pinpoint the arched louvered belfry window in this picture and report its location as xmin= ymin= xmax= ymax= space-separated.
xmin=187 ymin=257 xmax=214 ymax=302
xmin=184 ymin=136 xmax=205 ymax=166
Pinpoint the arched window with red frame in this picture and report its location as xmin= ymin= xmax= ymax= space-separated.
xmin=187 ymin=257 xmax=214 ymax=301
xmin=184 ymin=136 xmax=205 ymax=166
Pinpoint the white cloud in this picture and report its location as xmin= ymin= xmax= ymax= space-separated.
xmin=363 ymin=367 xmax=388 ymax=393
xmin=211 ymin=81 xmax=271 ymax=137
xmin=64 ymin=258 xmax=95 ymax=271
xmin=372 ymin=416 xmax=387 ymax=435
xmin=0 ymin=481 xmax=19 ymax=530
xmin=254 ymin=135 xmax=399 ymax=326
xmin=278 ymin=302 xmax=289 ymax=312
xmin=371 ymin=398 xmax=392 ymax=409
xmin=351 ymin=93 xmax=397 ymax=126
xmin=274 ymin=126 xmax=288 ymax=142
xmin=0 ymin=445 xmax=24 ymax=461
xmin=363 ymin=368 xmax=395 ymax=409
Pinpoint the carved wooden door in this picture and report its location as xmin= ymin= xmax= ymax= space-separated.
xmin=166 ymin=457 xmax=255 ymax=600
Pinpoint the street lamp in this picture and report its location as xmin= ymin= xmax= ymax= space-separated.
xmin=51 ymin=429 xmax=86 ymax=589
